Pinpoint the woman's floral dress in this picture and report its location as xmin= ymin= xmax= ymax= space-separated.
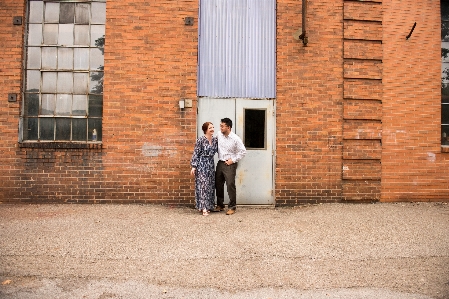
xmin=190 ymin=136 xmax=218 ymax=211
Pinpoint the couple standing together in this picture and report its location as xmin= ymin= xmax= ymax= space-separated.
xmin=190 ymin=118 xmax=246 ymax=216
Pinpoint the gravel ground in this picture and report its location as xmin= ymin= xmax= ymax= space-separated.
xmin=0 ymin=202 xmax=448 ymax=299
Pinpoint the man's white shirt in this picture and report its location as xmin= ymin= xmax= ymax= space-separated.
xmin=217 ymin=131 xmax=246 ymax=163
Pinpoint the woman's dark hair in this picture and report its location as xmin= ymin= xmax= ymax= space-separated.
xmin=202 ymin=122 xmax=212 ymax=134
xmin=221 ymin=117 xmax=232 ymax=129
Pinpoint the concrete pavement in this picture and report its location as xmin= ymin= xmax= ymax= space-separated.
xmin=0 ymin=202 xmax=448 ymax=298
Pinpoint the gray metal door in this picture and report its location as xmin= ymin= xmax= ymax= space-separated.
xmin=197 ymin=98 xmax=274 ymax=205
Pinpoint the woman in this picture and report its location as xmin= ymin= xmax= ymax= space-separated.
xmin=190 ymin=122 xmax=218 ymax=216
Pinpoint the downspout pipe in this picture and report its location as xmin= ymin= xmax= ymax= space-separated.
xmin=299 ymin=0 xmax=308 ymax=45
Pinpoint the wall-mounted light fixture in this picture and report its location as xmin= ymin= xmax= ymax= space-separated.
xmin=184 ymin=99 xmax=192 ymax=108
xmin=179 ymin=99 xmax=193 ymax=109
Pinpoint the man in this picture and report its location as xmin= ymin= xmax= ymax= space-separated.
xmin=214 ymin=118 xmax=246 ymax=215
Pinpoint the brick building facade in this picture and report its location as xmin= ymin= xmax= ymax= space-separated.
xmin=1 ymin=0 xmax=448 ymax=204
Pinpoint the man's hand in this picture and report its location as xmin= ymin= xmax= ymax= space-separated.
xmin=225 ymin=159 xmax=233 ymax=166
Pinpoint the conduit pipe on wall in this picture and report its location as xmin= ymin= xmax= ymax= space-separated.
xmin=299 ymin=0 xmax=308 ymax=45
xmin=406 ymin=22 xmax=417 ymax=40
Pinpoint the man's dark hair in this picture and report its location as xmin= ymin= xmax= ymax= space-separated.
xmin=221 ymin=118 xmax=232 ymax=129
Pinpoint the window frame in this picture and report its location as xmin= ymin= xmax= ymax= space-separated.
xmin=441 ymin=0 xmax=449 ymax=147
xmin=20 ymin=0 xmax=106 ymax=144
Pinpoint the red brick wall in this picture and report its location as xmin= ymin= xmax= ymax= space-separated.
xmin=0 ymin=1 xmax=25 ymax=202
xmin=0 ymin=0 xmax=448 ymax=204
xmin=382 ymin=0 xmax=449 ymax=201
xmin=100 ymin=0 xmax=199 ymax=203
xmin=275 ymin=0 xmax=344 ymax=204
xmin=341 ymin=0 xmax=382 ymax=202
xmin=0 ymin=0 xmax=200 ymax=203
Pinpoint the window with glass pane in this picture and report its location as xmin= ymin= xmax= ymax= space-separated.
xmin=442 ymin=0 xmax=449 ymax=145
xmin=244 ymin=109 xmax=266 ymax=149
xmin=22 ymin=0 xmax=105 ymax=142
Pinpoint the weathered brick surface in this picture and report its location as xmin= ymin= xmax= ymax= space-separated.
xmin=276 ymin=0 xmax=344 ymax=203
xmin=105 ymin=0 xmax=197 ymax=203
xmin=343 ymin=160 xmax=382 ymax=180
xmin=344 ymin=60 xmax=382 ymax=80
xmin=344 ymin=40 xmax=383 ymax=60
xmin=343 ymin=99 xmax=382 ymax=120
xmin=344 ymin=20 xmax=382 ymax=41
xmin=342 ymin=0 xmax=383 ymax=201
xmin=0 ymin=0 xmax=448 ymax=204
xmin=382 ymin=0 xmax=449 ymax=201
xmin=344 ymin=79 xmax=382 ymax=100
xmin=343 ymin=120 xmax=382 ymax=140
xmin=343 ymin=140 xmax=382 ymax=160
xmin=0 ymin=1 xmax=25 ymax=202
xmin=0 ymin=0 xmax=199 ymax=203
xmin=342 ymin=180 xmax=381 ymax=202
xmin=344 ymin=1 xmax=382 ymax=22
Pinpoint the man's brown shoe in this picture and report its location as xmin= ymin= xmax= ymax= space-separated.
xmin=213 ymin=206 xmax=224 ymax=212
xmin=226 ymin=209 xmax=235 ymax=215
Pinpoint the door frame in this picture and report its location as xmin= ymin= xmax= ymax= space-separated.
xmin=197 ymin=97 xmax=276 ymax=206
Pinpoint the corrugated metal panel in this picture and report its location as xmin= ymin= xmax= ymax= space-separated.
xmin=198 ymin=0 xmax=276 ymax=98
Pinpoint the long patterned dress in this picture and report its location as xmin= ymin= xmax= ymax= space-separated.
xmin=190 ymin=135 xmax=218 ymax=211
